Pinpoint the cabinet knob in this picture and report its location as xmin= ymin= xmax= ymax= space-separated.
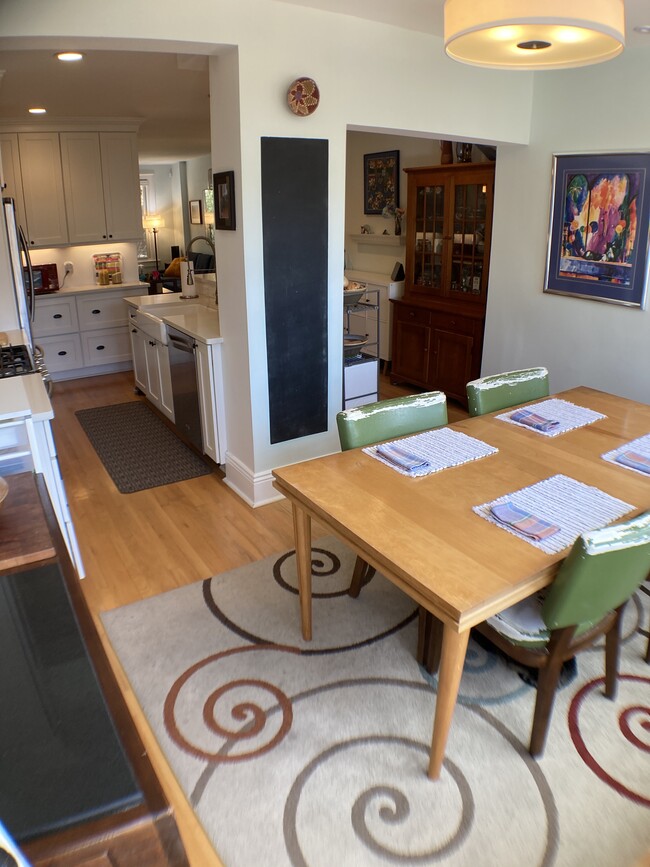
xmin=102 ymin=234 xmax=107 ymax=239
xmin=96 ymin=345 xmax=105 ymax=351
xmin=408 ymin=311 xmax=415 ymax=318
xmin=57 ymin=350 xmax=67 ymax=356
xmin=92 ymin=309 xmax=101 ymax=314
xmin=53 ymin=313 xmax=63 ymax=319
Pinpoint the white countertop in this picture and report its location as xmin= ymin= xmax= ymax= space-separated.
xmin=0 ymin=373 xmax=53 ymax=422
xmin=127 ymin=295 xmax=222 ymax=344
xmin=45 ymin=281 xmax=148 ymax=297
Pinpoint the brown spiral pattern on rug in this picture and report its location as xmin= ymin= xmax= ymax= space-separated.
xmin=163 ymin=644 xmax=297 ymax=762
xmin=569 ymin=673 xmax=650 ymax=806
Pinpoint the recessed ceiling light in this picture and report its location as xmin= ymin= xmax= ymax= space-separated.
xmin=28 ymin=107 xmax=47 ymax=114
xmin=56 ymin=51 xmax=84 ymax=62
xmin=633 ymin=25 xmax=650 ymax=34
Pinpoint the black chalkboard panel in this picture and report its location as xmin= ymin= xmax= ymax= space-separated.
xmin=261 ymin=137 xmax=328 ymax=444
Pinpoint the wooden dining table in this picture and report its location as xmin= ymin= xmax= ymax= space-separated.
xmin=271 ymin=387 xmax=650 ymax=779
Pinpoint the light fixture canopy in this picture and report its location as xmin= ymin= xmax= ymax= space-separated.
xmin=444 ymin=0 xmax=625 ymax=70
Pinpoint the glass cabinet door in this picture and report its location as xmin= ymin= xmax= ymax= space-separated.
xmin=413 ymin=183 xmax=445 ymax=291
xmin=449 ymin=180 xmax=489 ymax=298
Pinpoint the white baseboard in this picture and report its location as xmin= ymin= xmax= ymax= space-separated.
xmin=223 ymin=452 xmax=284 ymax=508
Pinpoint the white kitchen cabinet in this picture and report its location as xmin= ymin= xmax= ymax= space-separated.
xmin=128 ymin=320 xmax=149 ymax=395
xmin=99 ymin=132 xmax=143 ymax=241
xmin=18 ymin=132 xmax=69 ymax=247
xmin=0 ymin=133 xmax=27 ymax=231
xmin=144 ymin=337 xmax=174 ymax=421
xmin=195 ymin=339 xmax=226 ymax=464
xmin=0 ymin=412 xmax=84 ymax=576
xmin=60 ymin=131 xmax=142 ymax=244
xmin=34 ymin=288 xmax=141 ymax=378
xmin=344 ymin=270 xmax=405 ymax=364
xmin=60 ymin=131 xmax=109 ymax=244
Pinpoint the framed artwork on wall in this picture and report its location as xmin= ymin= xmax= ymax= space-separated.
xmin=544 ymin=151 xmax=650 ymax=308
xmin=363 ymin=150 xmax=399 ymax=215
xmin=189 ymin=199 xmax=203 ymax=225
xmin=214 ymin=170 xmax=236 ymax=230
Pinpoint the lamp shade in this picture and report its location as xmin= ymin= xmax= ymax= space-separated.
xmin=142 ymin=214 xmax=165 ymax=231
xmin=444 ymin=0 xmax=625 ymax=70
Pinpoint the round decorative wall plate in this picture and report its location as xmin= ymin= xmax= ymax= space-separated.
xmin=287 ymin=77 xmax=320 ymax=116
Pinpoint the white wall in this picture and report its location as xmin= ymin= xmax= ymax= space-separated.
xmin=483 ymin=47 xmax=650 ymax=404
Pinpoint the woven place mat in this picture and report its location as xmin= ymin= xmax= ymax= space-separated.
xmin=495 ymin=398 xmax=606 ymax=437
xmin=602 ymin=432 xmax=650 ymax=477
xmin=473 ymin=474 xmax=635 ymax=554
xmin=363 ymin=427 xmax=498 ymax=477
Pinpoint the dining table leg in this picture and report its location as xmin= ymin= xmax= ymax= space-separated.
xmin=427 ymin=625 xmax=470 ymax=780
xmin=292 ymin=503 xmax=312 ymax=641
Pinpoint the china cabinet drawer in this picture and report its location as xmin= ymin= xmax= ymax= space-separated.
xmin=33 ymin=299 xmax=79 ymax=337
xmin=432 ymin=312 xmax=476 ymax=336
xmin=395 ymin=304 xmax=431 ymax=327
xmin=81 ymin=326 xmax=132 ymax=367
xmin=77 ymin=292 xmax=130 ymax=330
xmin=37 ymin=334 xmax=83 ymax=371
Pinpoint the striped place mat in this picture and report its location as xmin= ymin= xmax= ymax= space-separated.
xmin=602 ymin=432 xmax=650 ymax=477
xmin=363 ymin=427 xmax=498 ymax=477
xmin=496 ymin=398 xmax=605 ymax=437
xmin=473 ymin=474 xmax=635 ymax=554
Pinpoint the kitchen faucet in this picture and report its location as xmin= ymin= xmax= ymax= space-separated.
xmin=186 ymin=235 xmax=218 ymax=305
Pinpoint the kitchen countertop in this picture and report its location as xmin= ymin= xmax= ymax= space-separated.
xmin=42 ymin=281 xmax=148 ymax=297
xmin=0 ymin=373 xmax=53 ymax=422
xmin=127 ymin=294 xmax=223 ymax=344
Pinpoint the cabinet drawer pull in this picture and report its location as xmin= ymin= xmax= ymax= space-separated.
xmin=96 ymin=345 xmax=105 ymax=351
xmin=92 ymin=309 xmax=101 ymax=315
xmin=53 ymin=313 xmax=63 ymax=319
xmin=57 ymin=350 xmax=67 ymax=356
xmin=409 ymin=311 xmax=415 ymax=318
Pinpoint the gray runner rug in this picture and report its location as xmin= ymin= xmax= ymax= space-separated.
xmin=101 ymin=538 xmax=650 ymax=867
xmin=76 ymin=401 xmax=211 ymax=493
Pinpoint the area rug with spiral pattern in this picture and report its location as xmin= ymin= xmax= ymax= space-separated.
xmin=101 ymin=538 xmax=650 ymax=867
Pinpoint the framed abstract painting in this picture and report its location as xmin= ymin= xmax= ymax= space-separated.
xmin=544 ymin=151 xmax=650 ymax=307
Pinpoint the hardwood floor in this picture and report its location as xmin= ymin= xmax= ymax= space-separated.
xmin=50 ymin=370 xmax=467 ymax=867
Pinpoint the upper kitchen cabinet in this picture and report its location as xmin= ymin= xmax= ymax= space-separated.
xmin=391 ymin=163 xmax=495 ymax=406
xmin=0 ymin=133 xmax=28 ymax=232
xmin=61 ymin=131 xmax=142 ymax=244
xmin=18 ymin=132 xmax=69 ymax=247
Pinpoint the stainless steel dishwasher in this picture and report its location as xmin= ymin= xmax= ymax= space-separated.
xmin=166 ymin=325 xmax=203 ymax=452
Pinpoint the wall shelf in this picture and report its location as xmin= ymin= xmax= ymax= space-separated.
xmin=348 ymin=234 xmax=404 ymax=246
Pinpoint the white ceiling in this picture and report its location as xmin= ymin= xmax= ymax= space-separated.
xmin=0 ymin=1 xmax=648 ymax=163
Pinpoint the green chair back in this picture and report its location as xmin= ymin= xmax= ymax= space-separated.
xmin=543 ymin=512 xmax=650 ymax=631
xmin=466 ymin=367 xmax=549 ymax=417
xmin=336 ymin=391 xmax=448 ymax=451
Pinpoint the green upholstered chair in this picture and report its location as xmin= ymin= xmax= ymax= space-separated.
xmin=472 ymin=511 xmax=650 ymax=756
xmin=466 ymin=367 xmax=549 ymax=417
xmin=336 ymin=391 xmax=448 ymax=598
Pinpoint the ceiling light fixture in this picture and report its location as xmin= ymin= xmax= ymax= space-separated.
xmin=28 ymin=107 xmax=47 ymax=114
xmin=56 ymin=51 xmax=84 ymax=62
xmin=444 ymin=0 xmax=625 ymax=70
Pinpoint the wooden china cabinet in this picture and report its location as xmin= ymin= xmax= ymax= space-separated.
xmin=391 ymin=162 xmax=495 ymax=406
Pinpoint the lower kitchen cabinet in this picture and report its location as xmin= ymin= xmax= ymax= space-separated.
xmin=195 ymin=340 xmax=226 ymax=465
xmin=129 ymin=320 xmax=148 ymax=394
xmin=391 ymin=300 xmax=484 ymax=406
xmin=144 ymin=335 xmax=174 ymax=421
xmin=34 ymin=286 xmax=144 ymax=379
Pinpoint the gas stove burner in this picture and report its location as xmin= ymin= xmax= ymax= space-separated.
xmin=0 ymin=344 xmax=35 ymax=378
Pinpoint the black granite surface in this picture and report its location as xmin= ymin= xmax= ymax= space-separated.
xmin=0 ymin=563 xmax=142 ymax=842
